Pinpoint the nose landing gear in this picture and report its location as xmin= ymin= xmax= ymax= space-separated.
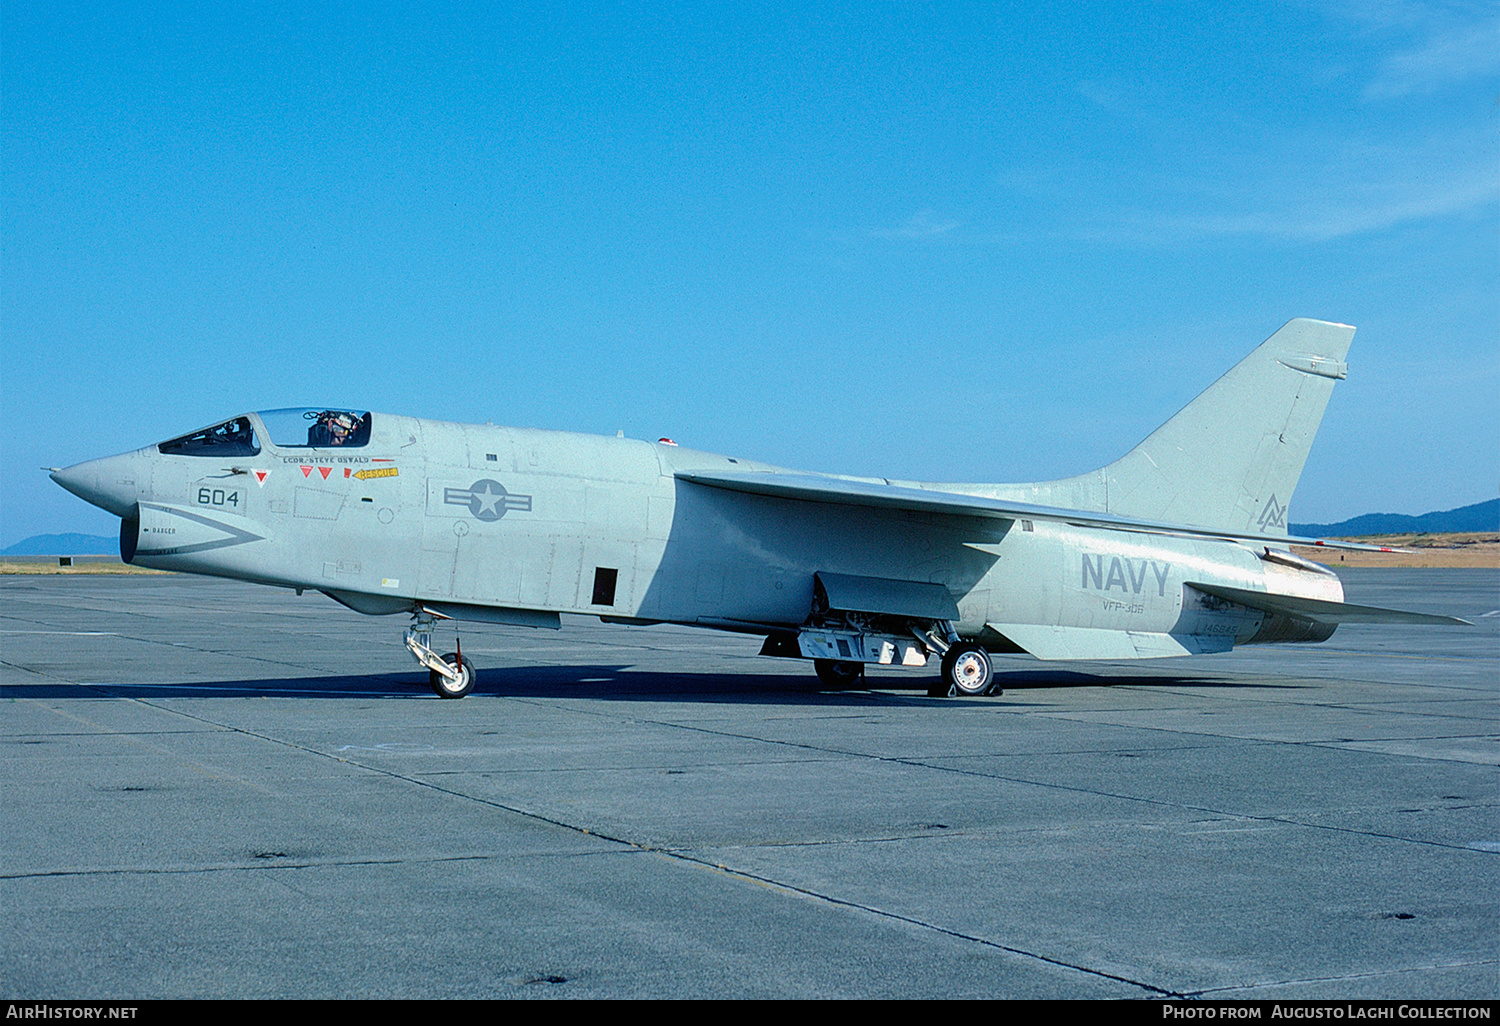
xmin=405 ymin=610 xmax=478 ymax=698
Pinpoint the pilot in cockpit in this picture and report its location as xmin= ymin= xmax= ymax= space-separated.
xmin=309 ymin=410 xmax=360 ymax=446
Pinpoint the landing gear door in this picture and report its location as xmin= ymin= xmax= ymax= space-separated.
xmin=813 ymin=572 xmax=961 ymax=622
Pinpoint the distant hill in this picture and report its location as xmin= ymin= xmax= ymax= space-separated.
xmin=2 ymin=533 xmax=118 ymax=556
xmin=1291 ymin=498 xmax=1498 ymax=538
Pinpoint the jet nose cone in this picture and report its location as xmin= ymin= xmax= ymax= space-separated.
xmin=50 ymin=452 xmax=148 ymax=518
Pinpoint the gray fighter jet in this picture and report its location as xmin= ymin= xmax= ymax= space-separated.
xmin=51 ymin=318 xmax=1467 ymax=698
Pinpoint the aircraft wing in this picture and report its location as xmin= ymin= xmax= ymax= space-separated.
xmin=675 ymin=470 xmax=1406 ymax=553
xmin=1186 ymin=583 xmax=1473 ymax=626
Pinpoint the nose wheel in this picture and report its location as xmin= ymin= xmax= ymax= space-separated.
xmin=405 ymin=610 xmax=479 ymax=699
xmin=430 ymin=652 xmax=476 ymax=699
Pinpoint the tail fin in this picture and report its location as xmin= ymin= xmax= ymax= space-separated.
xmin=1007 ymin=319 xmax=1355 ymax=536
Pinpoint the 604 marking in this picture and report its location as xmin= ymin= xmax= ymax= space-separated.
xmin=196 ymin=486 xmax=242 ymax=509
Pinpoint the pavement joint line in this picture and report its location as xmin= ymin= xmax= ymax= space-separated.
xmin=652 ymin=846 xmax=1183 ymax=998
xmin=1290 ymin=649 xmax=1497 ymax=664
xmin=1182 ymin=958 xmax=1500 ymax=997
xmin=876 ymin=762 xmax=1500 ymax=855
xmin=72 ymin=688 xmax=1179 ymax=998
xmin=73 ymin=682 xmax=419 ymax=697
xmin=667 ymin=832 xmax=979 ymax=852
xmin=1313 ymin=733 xmax=1500 ymax=744
xmin=522 ymin=688 xmax=1455 ymax=760
xmin=508 ymin=678 xmax=1499 ymax=764
xmin=1 ymin=616 xmax=332 ymax=675
xmin=3 ymin=728 xmax=222 ymax=737
xmin=565 ymin=713 xmax=1500 ymax=855
xmin=0 ymin=849 xmax=634 ymax=881
xmin=1 ymin=659 xmax=48 ymax=677
xmin=10 ymin=695 xmax=296 ymax=793
xmin=1062 ymin=681 xmax=1499 ymax=713
xmin=1 ymin=660 xmax=89 ymax=686
xmin=0 ymin=630 xmax=120 ymax=635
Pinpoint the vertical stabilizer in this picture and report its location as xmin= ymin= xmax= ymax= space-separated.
xmin=993 ymin=319 xmax=1355 ymax=536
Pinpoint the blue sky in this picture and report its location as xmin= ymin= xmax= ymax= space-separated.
xmin=4 ymin=1 xmax=1496 ymax=546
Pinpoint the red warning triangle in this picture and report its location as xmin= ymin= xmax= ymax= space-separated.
xmin=319 ymin=466 xmax=332 ymax=479
xmin=300 ymin=465 xmax=313 ymax=478
xmin=253 ymin=470 xmax=269 ymax=486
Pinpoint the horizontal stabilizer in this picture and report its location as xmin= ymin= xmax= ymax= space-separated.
xmin=678 ymin=471 xmax=1403 ymax=551
xmin=988 ymin=623 xmax=1235 ymax=660
xmin=1187 ymin=583 xmax=1472 ymax=626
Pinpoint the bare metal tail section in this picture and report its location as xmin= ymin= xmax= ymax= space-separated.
xmin=999 ymin=318 xmax=1356 ymax=537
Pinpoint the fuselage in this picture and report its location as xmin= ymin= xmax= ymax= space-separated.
xmin=52 ymin=408 xmax=1343 ymax=654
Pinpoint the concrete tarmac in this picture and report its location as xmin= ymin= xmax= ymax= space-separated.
xmin=2 ymin=569 xmax=1495 ymax=999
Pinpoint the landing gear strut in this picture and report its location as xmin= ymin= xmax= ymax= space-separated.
xmin=405 ymin=610 xmax=478 ymax=699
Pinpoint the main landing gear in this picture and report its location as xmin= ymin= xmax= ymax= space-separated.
xmin=405 ymin=610 xmax=477 ymax=699
xmin=794 ymin=615 xmax=1002 ymax=698
xmin=935 ymin=642 xmax=996 ymax=697
xmin=922 ymin=631 xmax=1002 ymax=698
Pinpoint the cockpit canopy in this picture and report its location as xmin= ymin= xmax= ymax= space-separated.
xmin=156 ymin=409 xmax=371 ymax=457
xmin=257 ymin=408 xmax=372 ymax=448
xmin=157 ymin=416 xmax=260 ymax=457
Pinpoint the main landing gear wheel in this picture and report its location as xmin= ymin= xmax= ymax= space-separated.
xmin=813 ymin=659 xmax=865 ymax=688
xmin=940 ymin=643 xmax=997 ymax=697
xmin=430 ymin=653 xmax=476 ymax=699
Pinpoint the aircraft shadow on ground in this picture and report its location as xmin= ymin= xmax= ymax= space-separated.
xmin=10 ymin=664 xmax=1303 ymax=703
